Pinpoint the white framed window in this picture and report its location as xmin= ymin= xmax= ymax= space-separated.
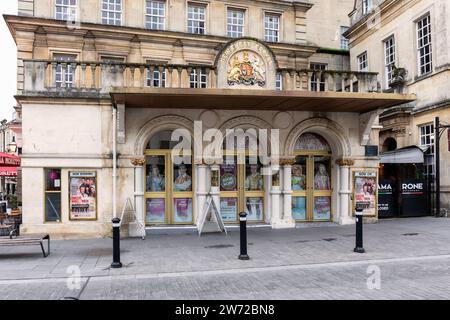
xmin=310 ymin=63 xmax=327 ymax=92
xmin=190 ymin=68 xmax=207 ymax=88
xmin=147 ymin=68 xmax=166 ymax=88
xmin=146 ymin=0 xmax=165 ymax=30
xmin=101 ymin=0 xmax=122 ymax=26
xmin=188 ymin=3 xmax=206 ymax=35
xmin=264 ymin=13 xmax=280 ymax=43
xmin=54 ymin=54 xmax=76 ymax=88
xmin=340 ymin=26 xmax=349 ymax=50
xmin=417 ymin=14 xmax=432 ymax=76
xmin=55 ymin=0 xmax=77 ymax=21
xmin=227 ymin=8 xmax=245 ymax=38
xmin=384 ymin=36 xmax=396 ymax=87
xmin=275 ymin=72 xmax=282 ymax=91
xmin=362 ymin=0 xmax=372 ymax=15
xmin=419 ymin=123 xmax=435 ymax=177
xmin=358 ymin=51 xmax=368 ymax=71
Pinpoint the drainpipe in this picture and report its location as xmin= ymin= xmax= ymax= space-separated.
xmin=112 ymin=104 xmax=117 ymax=219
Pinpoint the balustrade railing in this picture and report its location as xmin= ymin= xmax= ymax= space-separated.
xmin=22 ymin=59 xmax=380 ymax=95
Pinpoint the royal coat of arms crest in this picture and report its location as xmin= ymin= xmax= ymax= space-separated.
xmin=227 ymin=51 xmax=266 ymax=87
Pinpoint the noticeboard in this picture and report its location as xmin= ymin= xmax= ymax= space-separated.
xmin=353 ymin=170 xmax=378 ymax=217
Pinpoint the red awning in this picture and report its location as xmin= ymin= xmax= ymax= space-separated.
xmin=0 ymin=153 xmax=20 ymax=167
xmin=0 ymin=167 xmax=17 ymax=177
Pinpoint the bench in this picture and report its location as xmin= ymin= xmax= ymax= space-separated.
xmin=0 ymin=231 xmax=50 ymax=257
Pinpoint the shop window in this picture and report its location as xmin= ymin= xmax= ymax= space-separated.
xmin=45 ymin=169 xmax=62 ymax=222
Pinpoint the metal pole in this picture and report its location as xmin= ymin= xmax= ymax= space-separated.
xmin=111 ymin=217 xmax=122 ymax=268
xmin=435 ymin=117 xmax=440 ymax=217
xmin=354 ymin=208 xmax=365 ymax=253
xmin=112 ymin=106 xmax=117 ymax=219
xmin=238 ymin=212 xmax=249 ymax=260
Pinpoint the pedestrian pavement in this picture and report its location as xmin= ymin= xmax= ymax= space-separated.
xmin=0 ymin=217 xmax=449 ymax=299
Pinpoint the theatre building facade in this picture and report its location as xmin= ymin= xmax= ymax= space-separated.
xmin=7 ymin=0 xmax=415 ymax=237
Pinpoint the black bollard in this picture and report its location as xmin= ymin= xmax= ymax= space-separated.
xmin=111 ymin=217 xmax=123 ymax=268
xmin=354 ymin=208 xmax=365 ymax=253
xmin=238 ymin=212 xmax=250 ymax=260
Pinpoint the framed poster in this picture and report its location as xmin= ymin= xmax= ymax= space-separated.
xmin=69 ymin=171 xmax=97 ymax=220
xmin=353 ymin=170 xmax=378 ymax=217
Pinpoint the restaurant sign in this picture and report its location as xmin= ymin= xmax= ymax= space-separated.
xmin=0 ymin=154 xmax=20 ymax=167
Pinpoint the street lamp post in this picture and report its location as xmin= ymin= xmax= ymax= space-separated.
xmin=434 ymin=117 xmax=450 ymax=217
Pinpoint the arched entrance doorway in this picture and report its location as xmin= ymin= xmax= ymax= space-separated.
xmin=144 ymin=130 xmax=194 ymax=225
xmin=219 ymin=130 xmax=267 ymax=224
xmin=292 ymin=133 xmax=333 ymax=222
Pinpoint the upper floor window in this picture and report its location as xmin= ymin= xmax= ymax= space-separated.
xmin=190 ymin=68 xmax=207 ymax=88
xmin=188 ymin=4 xmax=206 ymax=35
xmin=340 ymin=26 xmax=349 ymax=50
xmin=264 ymin=13 xmax=280 ymax=43
xmin=146 ymin=0 xmax=165 ymax=30
xmin=102 ymin=0 xmax=122 ymax=26
xmin=227 ymin=8 xmax=245 ymax=38
xmin=147 ymin=67 xmax=166 ymax=88
xmin=358 ymin=51 xmax=368 ymax=71
xmin=310 ymin=63 xmax=327 ymax=92
xmin=417 ymin=14 xmax=432 ymax=76
xmin=275 ymin=72 xmax=282 ymax=91
xmin=55 ymin=0 xmax=77 ymax=21
xmin=54 ymin=54 xmax=76 ymax=88
xmin=384 ymin=36 xmax=396 ymax=87
xmin=362 ymin=0 xmax=372 ymax=15
xmin=419 ymin=123 xmax=435 ymax=177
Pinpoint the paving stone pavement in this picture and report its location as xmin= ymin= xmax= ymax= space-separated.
xmin=0 ymin=217 xmax=450 ymax=299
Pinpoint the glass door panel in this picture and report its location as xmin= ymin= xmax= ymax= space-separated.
xmin=146 ymin=198 xmax=165 ymax=224
xmin=292 ymin=156 xmax=308 ymax=221
xmin=220 ymin=197 xmax=238 ymax=222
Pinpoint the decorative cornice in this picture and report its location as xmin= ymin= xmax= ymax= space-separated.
xmin=131 ymin=158 xmax=146 ymax=167
xmin=336 ymin=159 xmax=355 ymax=167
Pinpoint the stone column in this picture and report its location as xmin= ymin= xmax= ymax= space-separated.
xmin=196 ymin=164 xmax=208 ymax=226
xmin=269 ymin=165 xmax=281 ymax=227
xmin=337 ymin=159 xmax=354 ymax=225
xmin=277 ymin=158 xmax=296 ymax=228
xmin=130 ymin=158 xmax=146 ymax=237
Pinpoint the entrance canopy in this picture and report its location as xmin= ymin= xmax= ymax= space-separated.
xmin=0 ymin=153 xmax=20 ymax=167
xmin=380 ymin=146 xmax=426 ymax=164
xmin=110 ymin=88 xmax=416 ymax=113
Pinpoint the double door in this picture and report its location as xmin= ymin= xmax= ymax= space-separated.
xmin=145 ymin=150 xmax=194 ymax=225
xmin=292 ymin=153 xmax=332 ymax=221
xmin=219 ymin=156 xmax=265 ymax=224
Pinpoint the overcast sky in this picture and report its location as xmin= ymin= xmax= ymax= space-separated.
xmin=0 ymin=0 xmax=18 ymax=122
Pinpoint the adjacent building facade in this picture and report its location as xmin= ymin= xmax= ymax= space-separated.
xmin=346 ymin=0 xmax=450 ymax=212
xmin=6 ymin=0 xmax=414 ymax=237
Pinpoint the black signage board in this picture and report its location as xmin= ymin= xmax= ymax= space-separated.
xmin=378 ymin=179 xmax=397 ymax=217
xmin=400 ymin=179 xmax=427 ymax=217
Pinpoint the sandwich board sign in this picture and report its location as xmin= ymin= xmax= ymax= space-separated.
xmin=198 ymin=195 xmax=227 ymax=236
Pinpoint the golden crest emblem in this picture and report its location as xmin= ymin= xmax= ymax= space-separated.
xmin=227 ymin=51 xmax=266 ymax=87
